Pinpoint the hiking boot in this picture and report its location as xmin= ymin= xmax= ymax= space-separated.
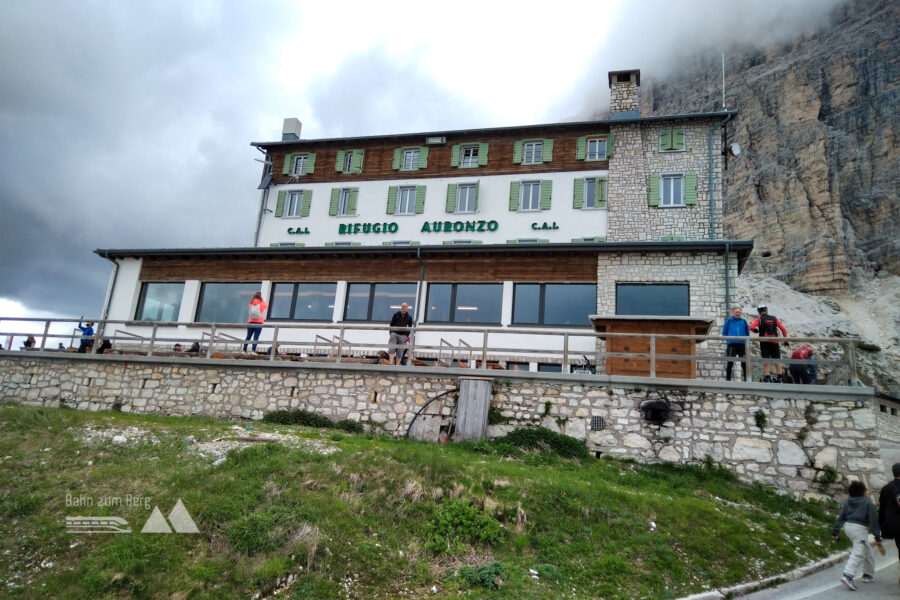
xmin=840 ymin=573 xmax=857 ymax=591
xmin=861 ymin=574 xmax=874 ymax=583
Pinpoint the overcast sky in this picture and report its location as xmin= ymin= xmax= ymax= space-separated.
xmin=0 ymin=0 xmax=845 ymax=324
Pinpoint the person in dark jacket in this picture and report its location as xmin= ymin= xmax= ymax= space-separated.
xmin=879 ymin=463 xmax=900 ymax=584
xmin=388 ymin=302 xmax=413 ymax=365
xmin=721 ymin=307 xmax=750 ymax=381
xmin=833 ymin=480 xmax=882 ymax=590
xmin=748 ymin=306 xmax=788 ymax=382
xmin=76 ymin=321 xmax=94 ymax=353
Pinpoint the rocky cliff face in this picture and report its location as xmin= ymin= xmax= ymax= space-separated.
xmin=643 ymin=0 xmax=899 ymax=296
xmin=632 ymin=0 xmax=899 ymax=395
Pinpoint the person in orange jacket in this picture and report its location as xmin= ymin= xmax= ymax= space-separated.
xmin=748 ymin=305 xmax=788 ymax=382
xmin=243 ymin=292 xmax=268 ymax=352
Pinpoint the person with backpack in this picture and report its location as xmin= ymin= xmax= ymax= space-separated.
xmin=748 ymin=306 xmax=788 ymax=382
xmin=721 ymin=307 xmax=750 ymax=381
xmin=243 ymin=292 xmax=268 ymax=352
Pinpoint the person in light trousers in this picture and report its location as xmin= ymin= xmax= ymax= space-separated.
xmin=832 ymin=480 xmax=882 ymax=590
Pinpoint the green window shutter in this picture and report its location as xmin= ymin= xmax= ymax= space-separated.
xmin=470 ymin=240 xmax=483 ymax=245
xmin=324 ymin=242 xmax=334 ymax=247
xmin=660 ymin=235 xmax=685 ymax=241
xmin=573 ymin=178 xmax=584 ymax=209
xmin=684 ymin=173 xmax=698 ymax=205
xmin=473 ymin=180 xmax=479 ymax=211
xmin=575 ymin=136 xmax=586 ymax=160
xmin=513 ymin=140 xmax=523 ymax=164
xmin=606 ymin=132 xmax=614 ymax=157
xmin=350 ymin=149 xmax=363 ymax=172
xmin=542 ymin=139 xmax=553 ymax=163
xmin=673 ymin=129 xmax=685 ymax=150
xmin=446 ymin=183 xmax=457 ymax=213
xmin=509 ymin=181 xmax=520 ymax=211
xmin=540 ymin=180 xmax=552 ymax=210
xmin=507 ymin=240 xmax=518 ymax=244
xmin=275 ymin=190 xmax=286 ymax=217
xmin=648 ymin=174 xmax=660 ymax=207
xmin=415 ymin=185 xmax=426 ymax=213
xmin=305 ymin=153 xmax=316 ymax=174
xmin=417 ymin=147 xmax=429 ymax=169
xmin=450 ymin=144 xmax=461 ymax=167
xmin=294 ymin=243 xmax=305 ymax=247
xmin=597 ymin=177 xmax=607 ymax=208
xmin=329 ymin=189 xmax=340 ymax=216
xmin=335 ymin=150 xmax=346 ymax=173
xmin=386 ymin=186 xmax=398 ymax=214
xmin=660 ymin=129 xmax=672 ymax=151
xmin=269 ymin=242 xmax=279 ymax=247
xmin=351 ymin=242 xmax=361 ymax=247
xmin=282 ymin=154 xmax=294 ymax=175
xmin=382 ymin=241 xmax=392 ymax=246
xmin=301 ymin=190 xmax=312 ymax=217
xmin=392 ymin=148 xmax=402 ymax=169
xmin=477 ymin=142 xmax=489 ymax=166
xmin=348 ymin=188 xmax=358 ymax=215
xmin=538 ymin=239 xmax=549 ymax=244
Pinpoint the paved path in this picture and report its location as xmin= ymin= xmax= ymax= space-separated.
xmin=743 ymin=440 xmax=900 ymax=599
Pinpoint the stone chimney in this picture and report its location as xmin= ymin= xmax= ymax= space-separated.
xmin=282 ymin=118 xmax=302 ymax=141
xmin=608 ymin=69 xmax=641 ymax=119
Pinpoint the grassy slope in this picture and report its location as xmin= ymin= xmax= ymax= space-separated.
xmin=0 ymin=403 xmax=840 ymax=600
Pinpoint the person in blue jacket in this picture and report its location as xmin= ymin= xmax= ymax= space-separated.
xmin=76 ymin=320 xmax=94 ymax=353
xmin=721 ymin=307 xmax=749 ymax=381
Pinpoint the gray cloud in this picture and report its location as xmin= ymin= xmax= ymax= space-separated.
xmin=0 ymin=0 xmax=853 ymax=318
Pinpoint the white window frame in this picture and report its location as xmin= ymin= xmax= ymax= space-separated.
xmin=520 ymin=180 xmax=541 ymax=211
xmin=523 ymin=141 xmax=543 ymax=165
xmin=285 ymin=191 xmax=304 ymax=217
xmin=456 ymin=184 xmax=476 ymax=213
xmin=292 ymin=154 xmax=307 ymax=176
xmin=338 ymin=188 xmax=351 ymax=216
xmin=586 ymin=138 xmax=606 ymax=161
xmin=461 ymin=145 xmax=479 ymax=167
xmin=397 ymin=186 xmax=416 ymax=215
xmin=661 ymin=173 xmax=685 ymax=207
xmin=401 ymin=148 xmax=419 ymax=170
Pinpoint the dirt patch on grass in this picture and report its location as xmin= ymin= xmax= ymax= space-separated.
xmin=194 ymin=426 xmax=339 ymax=465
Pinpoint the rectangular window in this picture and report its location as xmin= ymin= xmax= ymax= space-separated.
xmin=659 ymin=128 xmax=686 ymax=152
xmin=135 ymin=282 xmax=184 ymax=321
xmin=269 ymin=282 xmax=337 ymax=321
xmin=506 ymin=361 xmax=530 ymax=371
xmin=292 ymin=155 xmax=307 ymax=175
xmin=426 ymin=283 xmax=502 ymax=324
xmin=587 ymin=138 xmax=606 ymax=160
xmin=456 ymin=184 xmax=476 ymax=213
xmin=661 ymin=174 xmax=684 ymax=207
xmin=461 ymin=145 xmax=479 ymax=167
xmin=343 ymin=283 xmax=417 ymax=322
xmin=537 ymin=363 xmax=562 ymax=373
xmin=402 ymin=148 xmax=420 ymax=170
xmin=520 ymin=181 xmax=541 ymax=210
xmin=285 ymin=191 xmax=304 ymax=217
xmin=523 ymin=141 xmax=542 ymax=164
xmin=338 ymin=189 xmax=351 ymax=215
xmin=397 ymin=186 xmax=416 ymax=215
xmin=195 ymin=282 xmax=261 ymax=323
xmin=344 ymin=152 xmax=354 ymax=172
xmin=513 ymin=283 xmax=596 ymax=327
xmin=615 ymin=283 xmax=689 ymax=316
xmin=585 ymin=178 xmax=597 ymax=208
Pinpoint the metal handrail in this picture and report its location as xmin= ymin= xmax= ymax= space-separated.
xmin=0 ymin=316 xmax=863 ymax=385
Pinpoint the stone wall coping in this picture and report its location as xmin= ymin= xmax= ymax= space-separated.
xmin=0 ymin=351 xmax=872 ymax=402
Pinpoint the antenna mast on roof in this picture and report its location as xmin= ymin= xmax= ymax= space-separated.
xmin=721 ymin=53 xmax=726 ymax=110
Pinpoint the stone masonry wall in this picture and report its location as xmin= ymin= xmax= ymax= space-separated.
xmin=607 ymin=118 xmax=725 ymax=242
xmin=875 ymin=396 xmax=900 ymax=443
xmin=0 ymin=354 xmax=881 ymax=500
xmin=610 ymin=80 xmax=639 ymax=113
xmin=595 ymin=250 xmax=741 ymax=381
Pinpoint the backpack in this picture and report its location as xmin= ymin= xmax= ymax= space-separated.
xmin=759 ymin=314 xmax=778 ymax=336
xmin=249 ymin=302 xmax=262 ymax=320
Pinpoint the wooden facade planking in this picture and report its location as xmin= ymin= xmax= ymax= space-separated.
xmin=266 ymin=126 xmax=612 ymax=185
xmin=139 ymin=253 xmax=599 ymax=283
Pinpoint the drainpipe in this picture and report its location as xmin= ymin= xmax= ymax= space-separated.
xmin=724 ymin=241 xmax=731 ymax=314
xmin=708 ymin=113 xmax=733 ymax=239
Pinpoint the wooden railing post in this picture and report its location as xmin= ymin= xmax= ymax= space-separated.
xmin=562 ymin=333 xmax=569 ymax=372
xmin=744 ymin=338 xmax=752 ymax=382
xmin=269 ymin=325 xmax=279 ymax=362
xmin=335 ymin=327 xmax=345 ymax=363
xmin=148 ymin=323 xmax=158 ymax=357
xmin=848 ymin=342 xmax=858 ymax=386
xmin=40 ymin=320 xmax=50 ymax=351
xmin=206 ymin=325 xmax=216 ymax=359
xmin=649 ymin=335 xmax=656 ymax=378
xmin=482 ymin=330 xmax=489 ymax=368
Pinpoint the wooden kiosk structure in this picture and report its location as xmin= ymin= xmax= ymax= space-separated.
xmin=589 ymin=316 xmax=714 ymax=379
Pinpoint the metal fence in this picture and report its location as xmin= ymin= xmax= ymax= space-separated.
xmin=0 ymin=316 xmax=860 ymax=385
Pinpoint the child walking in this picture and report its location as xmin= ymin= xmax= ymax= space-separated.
xmin=832 ymin=480 xmax=882 ymax=591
